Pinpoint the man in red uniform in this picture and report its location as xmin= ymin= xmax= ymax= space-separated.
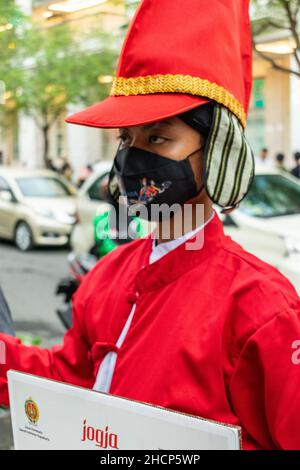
xmin=1 ymin=0 xmax=300 ymax=450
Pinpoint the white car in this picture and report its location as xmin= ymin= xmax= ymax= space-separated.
xmin=72 ymin=164 xmax=300 ymax=293
xmin=221 ymin=166 xmax=300 ymax=293
xmin=0 ymin=168 xmax=77 ymax=251
xmin=71 ymin=162 xmax=113 ymax=255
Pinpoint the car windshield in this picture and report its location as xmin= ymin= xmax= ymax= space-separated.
xmin=16 ymin=177 xmax=72 ymax=198
xmin=239 ymin=174 xmax=300 ymax=218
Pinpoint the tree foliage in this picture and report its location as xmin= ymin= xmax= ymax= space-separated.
xmin=0 ymin=0 xmax=26 ymax=107
xmin=0 ymin=1 xmax=120 ymax=166
xmin=252 ymin=0 xmax=300 ymax=77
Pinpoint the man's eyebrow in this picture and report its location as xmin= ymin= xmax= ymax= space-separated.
xmin=120 ymin=121 xmax=173 ymax=132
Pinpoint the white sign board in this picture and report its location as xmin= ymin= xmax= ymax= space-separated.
xmin=8 ymin=371 xmax=241 ymax=450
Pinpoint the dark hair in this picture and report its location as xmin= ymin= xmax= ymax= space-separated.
xmin=294 ymin=152 xmax=300 ymax=162
xmin=177 ymin=102 xmax=214 ymax=138
xmin=276 ymin=153 xmax=285 ymax=163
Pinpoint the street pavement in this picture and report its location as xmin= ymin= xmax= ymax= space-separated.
xmin=0 ymin=239 xmax=69 ymax=450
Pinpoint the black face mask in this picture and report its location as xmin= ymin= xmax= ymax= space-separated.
xmin=108 ymin=145 xmax=204 ymax=221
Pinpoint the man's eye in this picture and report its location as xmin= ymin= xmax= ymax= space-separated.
xmin=149 ymin=135 xmax=166 ymax=144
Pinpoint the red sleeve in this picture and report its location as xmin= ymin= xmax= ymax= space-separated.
xmin=0 ymin=282 xmax=94 ymax=407
xmin=229 ymin=306 xmax=300 ymax=450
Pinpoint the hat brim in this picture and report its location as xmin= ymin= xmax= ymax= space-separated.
xmin=65 ymin=93 xmax=209 ymax=129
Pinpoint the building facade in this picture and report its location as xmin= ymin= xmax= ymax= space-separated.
xmin=247 ymin=37 xmax=300 ymax=165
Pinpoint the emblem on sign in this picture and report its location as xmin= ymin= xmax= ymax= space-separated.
xmin=25 ymin=397 xmax=39 ymax=424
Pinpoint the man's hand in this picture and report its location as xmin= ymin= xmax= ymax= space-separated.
xmin=0 ymin=286 xmax=15 ymax=336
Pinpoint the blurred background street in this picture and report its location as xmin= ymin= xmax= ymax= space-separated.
xmin=0 ymin=408 xmax=12 ymax=450
xmin=0 ymin=242 xmax=66 ymax=347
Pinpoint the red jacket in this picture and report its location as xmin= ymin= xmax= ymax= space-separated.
xmin=1 ymin=214 xmax=300 ymax=449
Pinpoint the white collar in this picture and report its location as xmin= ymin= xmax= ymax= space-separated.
xmin=149 ymin=210 xmax=215 ymax=265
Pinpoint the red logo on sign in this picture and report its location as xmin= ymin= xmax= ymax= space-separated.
xmin=81 ymin=419 xmax=119 ymax=449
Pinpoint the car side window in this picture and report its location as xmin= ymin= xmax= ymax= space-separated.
xmin=0 ymin=176 xmax=10 ymax=192
xmin=88 ymin=173 xmax=109 ymax=201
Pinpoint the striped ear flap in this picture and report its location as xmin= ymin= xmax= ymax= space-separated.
xmin=204 ymin=104 xmax=255 ymax=213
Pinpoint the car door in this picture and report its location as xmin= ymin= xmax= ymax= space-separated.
xmin=80 ymin=172 xmax=111 ymax=226
xmin=223 ymin=172 xmax=300 ymax=268
xmin=224 ymin=219 xmax=285 ymax=266
xmin=72 ymin=173 xmax=111 ymax=253
xmin=0 ymin=176 xmax=17 ymax=239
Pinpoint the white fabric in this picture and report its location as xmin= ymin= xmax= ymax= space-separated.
xmin=149 ymin=211 xmax=215 ymax=264
xmin=93 ymin=304 xmax=137 ymax=393
xmin=93 ymin=210 xmax=216 ymax=393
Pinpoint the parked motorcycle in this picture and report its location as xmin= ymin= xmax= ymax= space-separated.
xmin=55 ymin=251 xmax=97 ymax=330
xmin=0 ymin=286 xmax=41 ymax=345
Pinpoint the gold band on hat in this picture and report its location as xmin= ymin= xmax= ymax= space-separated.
xmin=110 ymin=74 xmax=246 ymax=128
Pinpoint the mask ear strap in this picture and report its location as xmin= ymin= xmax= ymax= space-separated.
xmin=192 ymin=183 xmax=205 ymax=199
xmin=186 ymin=146 xmax=205 ymax=160
xmin=106 ymin=151 xmax=121 ymax=207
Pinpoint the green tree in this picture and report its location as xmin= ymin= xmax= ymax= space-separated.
xmin=0 ymin=0 xmax=26 ymax=134
xmin=252 ymin=0 xmax=300 ymax=78
xmin=124 ymin=0 xmax=140 ymax=16
xmin=17 ymin=22 xmax=118 ymax=167
xmin=0 ymin=0 xmax=25 ymax=92
xmin=0 ymin=1 xmax=122 ymax=167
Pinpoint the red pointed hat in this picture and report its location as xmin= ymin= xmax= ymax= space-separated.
xmin=65 ymin=0 xmax=252 ymax=129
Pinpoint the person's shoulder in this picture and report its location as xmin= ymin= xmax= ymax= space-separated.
xmin=220 ymin=234 xmax=299 ymax=316
xmin=96 ymin=235 xmax=151 ymax=266
xmin=217 ymin=235 xmax=300 ymax=358
xmin=73 ymin=236 xmax=150 ymax=303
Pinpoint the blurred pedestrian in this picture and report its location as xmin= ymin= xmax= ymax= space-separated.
xmin=48 ymin=157 xmax=59 ymax=173
xmin=291 ymin=152 xmax=300 ymax=179
xmin=256 ymin=147 xmax=273 ymax=168
xmin=77 ymin=164 xmax=93 ymax=188
xmin=275 ymin=153 xmax=288 ymax=172
xmin=0 ymin=150 xmax=3 ymax=165
xmin=61 ymin=162 xmax=73 ymax=182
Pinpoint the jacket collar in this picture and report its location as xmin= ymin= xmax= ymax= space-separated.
xmin=135 ymin=212 xmax=226 ymax=294
xmin=150 ymin=210 xmax=216 ymax=261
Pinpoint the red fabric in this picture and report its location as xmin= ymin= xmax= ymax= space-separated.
xmin=1 ymin=214 xmax=300 ymax=449
xmin=66 ymin=0 xmax=252 ymax=129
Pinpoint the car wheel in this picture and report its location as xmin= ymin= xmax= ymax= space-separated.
xmin=14 ymin=222 xmax=34 ymax=252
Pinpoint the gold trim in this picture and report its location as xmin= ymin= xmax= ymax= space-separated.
xmin=110 ymin=74 xmax=246 ymax=128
